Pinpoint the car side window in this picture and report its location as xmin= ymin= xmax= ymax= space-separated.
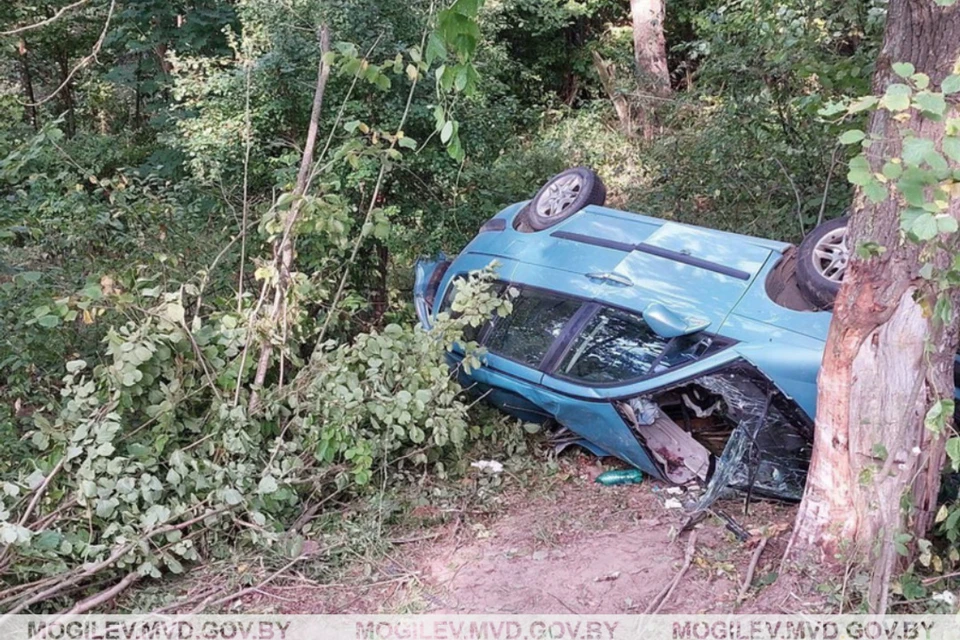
xmin=439 ymin=277 xmax=506 ymax=343
xmin=484 ymin=289 xmax=581 ymax=367
xmin=557 ymin=307 xmax=717 ymax=384
xmin=558 ymin=307 xmax=667 ymax=383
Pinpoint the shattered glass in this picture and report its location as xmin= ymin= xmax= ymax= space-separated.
xmin=619 ymin=360 xmax=813 ymax=511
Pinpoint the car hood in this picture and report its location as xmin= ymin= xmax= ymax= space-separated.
xmin=466 ymin=205 xmax=773 ymax=332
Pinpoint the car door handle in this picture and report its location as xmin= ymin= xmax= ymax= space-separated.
xmin=586 ymin=272 xmax=633 ymax=287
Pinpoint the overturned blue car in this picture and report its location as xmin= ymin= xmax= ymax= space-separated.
xmin=414 ymin=167 xmax=855 ymax=505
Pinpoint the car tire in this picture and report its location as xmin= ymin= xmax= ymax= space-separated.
xmin=796 ymin=217 xmax=849 ymax=309
xmin=523 ymin=167 xmax=607 ymax=231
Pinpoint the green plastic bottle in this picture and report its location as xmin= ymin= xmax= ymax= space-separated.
xmin=595 ymin=469 xmax=644 ymax=486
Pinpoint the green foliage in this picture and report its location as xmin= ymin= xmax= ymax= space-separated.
xmin=0 ymin=262 xmax=511 ymax=600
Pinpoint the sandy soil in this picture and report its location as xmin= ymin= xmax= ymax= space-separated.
xmin=226 ymin=453 xmax=830 ymax=615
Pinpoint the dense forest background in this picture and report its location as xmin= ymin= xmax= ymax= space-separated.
xmin=0 ymin=0 xmax=889 ymax=613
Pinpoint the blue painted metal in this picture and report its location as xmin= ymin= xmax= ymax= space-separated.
xmin=414 ymin=200 xmax=838 ymax=478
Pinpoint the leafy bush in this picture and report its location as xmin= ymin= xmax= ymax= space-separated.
xmin=0 ymin=265 xmax=511 ymax=611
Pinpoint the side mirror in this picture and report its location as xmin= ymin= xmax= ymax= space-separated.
xmin=643 ymin=302 xmax=709 ymax=338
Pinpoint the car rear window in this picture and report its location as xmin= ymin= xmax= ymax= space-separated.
xmin=557 ymin=307 xmax=713 ymax=384
xmin=484 ymin=289 xmax=581 ymax=367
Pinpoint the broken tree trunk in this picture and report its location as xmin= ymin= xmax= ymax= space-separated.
xmin=248 ymin=25 xmax=331 ymax=413
xmin=791 ymin=0 xmax=960 ymax=613
xmin=592 ymin=52 xmax=634 ymax=138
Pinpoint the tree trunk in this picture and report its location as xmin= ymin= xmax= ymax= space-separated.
xmin=791 ymin=0 xmax=960 ymax=613
xmin=17 ymin=38 xmax=38 ymax=130
xmin=630 ymin=0 xmax=670 ymax=94
xmin=248 ymin=25 xmax=331 ymax=413
xmin=629 ymin=0 xmax=670 ymax=138
xmin=56 ymin=49 xmax=76 ymax=138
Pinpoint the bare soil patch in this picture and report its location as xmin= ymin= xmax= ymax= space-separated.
xmin=221 ymin=453 xmax=831 ymax=615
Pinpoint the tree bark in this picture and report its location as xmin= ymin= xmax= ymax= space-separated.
xmin=592 ymin=51 xmax=634 ymax=137
xmin=17 ymin=37 xmax=38 ymax=129
xmin=791 ymin=0 xmax=960 ymax=613
xmin=629 ymin=0 xmax=670 ymax=138
xmin=629 ymin=0 xmax=670 ymax=94
xmin=56 ymin=48 xmax=76 ymax=138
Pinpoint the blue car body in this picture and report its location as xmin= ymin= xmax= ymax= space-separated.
xmin=415 ymin=201 xmax=832 ymax=499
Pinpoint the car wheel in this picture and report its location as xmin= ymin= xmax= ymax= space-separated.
xmin=523 ymin=167 xmax=607 ymax=231
xmin=796 ymin=217 xmax=849 ymax=309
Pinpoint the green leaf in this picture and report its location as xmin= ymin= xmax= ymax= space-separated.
xmin=881 ymin=161 xmax=903 ymax=180
xmin=839 ymin=129 xmax=865 ymax=145
xmin=892 ymin=62 xmax=915 ymax=78
xmin=948 ymin=437 xmax=960 ymax=470
xmin=942 ymin=74 xmax=960 ymax=95
xmin=880 ymin=83 xmax=912 ymax=111
xmin=37 ymin=315 xmax=60 ymax=328
xmin=222 ymin=488 xmax=243 ymax=506
xmin=902 ymin=137 xmax=935 ymax=166
xmin=863 ymin=181 xmax=888 ymax=203
xmin=938 ymin=215 xmax=959 ymax=234
xmin=258 ymin=476 xmax=278 ymax=495
xmin=425 ymin=32 xmax=447 ymax=65
xmin=914 ymin=92 xmax=947 ymax=117
xmin=847 ymin=95 xmax=878 ymax=114
xmin=911 ymin=73 xmax=930 ymax=90
xmin=847 ymin=154 xmax=873 ymax=186
xmin=944 ymin=137 xmax=960 ymax=163
xmin=398 ymin=137 xmax=417 ymax=150
xmin=440 ymin=120 xmax=454 ymax=144
xmin=907 ymin=210 xmax=938 ymax=241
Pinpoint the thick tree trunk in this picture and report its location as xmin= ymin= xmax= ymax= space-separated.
xmin=629 ymin=0 xmax=670 ymax=138
xmin=17 ymin=38 xmax=38 ymax=129
xmin=792 ymin=0 xmax=960 ymax=613
xmin=630 ymin=0 xmax=670 ymax=94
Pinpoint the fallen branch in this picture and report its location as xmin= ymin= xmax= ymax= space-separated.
xmin=60 ymin=571 xmax=141 ymax=616
xmin=644 ymin=531 xmax=698 ymax=614
xmin=0 ymin=454 xmax=67 ymax=570
xmin=737 ymin=537 xmax=768 ymax=603
xmin=201 ymin=554 xmax=308 ymax=611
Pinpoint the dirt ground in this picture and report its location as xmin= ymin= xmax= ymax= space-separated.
xmin=225 ymin=453 xmax=833 ymax=615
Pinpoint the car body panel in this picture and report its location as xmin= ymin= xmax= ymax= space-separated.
xmin=414 ymin=200 xmax=833 ymax=494
xmin=448 ymin=352 xmax=663 ymax=477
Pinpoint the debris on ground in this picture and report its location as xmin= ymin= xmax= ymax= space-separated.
xmin=595 ymin=469 xmax=643 ymax=485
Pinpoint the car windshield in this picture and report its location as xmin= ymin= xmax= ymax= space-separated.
xmin=484 ymin=289 xmax=582 ymax=367
xmin=558 ymin=307 xmax=710 ymax=384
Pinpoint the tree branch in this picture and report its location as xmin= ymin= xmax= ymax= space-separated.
xmin=1 ymin=0 xmax=91 ymax=37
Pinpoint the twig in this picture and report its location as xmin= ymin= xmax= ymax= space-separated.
xmin=388 ymin=532 xmax=442 ymax=545
xmin=737 ymin=537 xmax=768 ymax=603
xmin=202 ymin=554 xmax=308 ymax=610
xmin=59 ymin=571 xmax=140 ymax=616
xmin=1 ymin=0 xmax=91 ymax=36
xmin=644 ymin=531 xmax=698 ymax=614
xmin=774 ymin=157 xmax=804 ymax=237
xmin=238 ymin=54 xmax=254 ymax=314
xmin=816 ymin=143 xmax=842 ymax=230
xmin=0 ymin=455 xmax=67 ymax=568
xmin=25 ymin=0 xmax=117 ymax=108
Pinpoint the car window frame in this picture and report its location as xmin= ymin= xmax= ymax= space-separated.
xmin=546 ymin=304 xmax=732 ymax=387
xmin=438 ymin=273 xmax=733 ymax=382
